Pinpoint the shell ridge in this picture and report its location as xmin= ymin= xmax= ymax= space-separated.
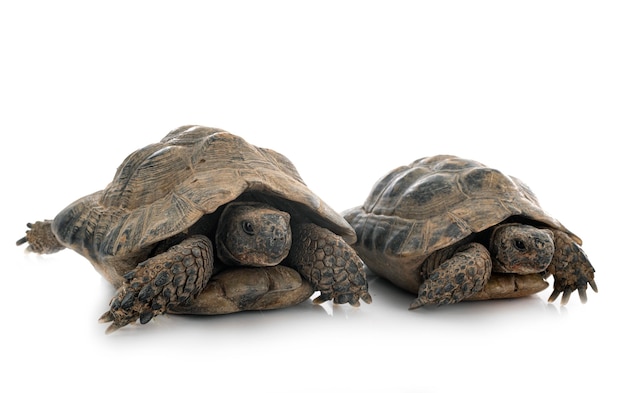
xmin=102 ymin=143 xmax=165 ymax=209
xmin=344 ymin=154 xmax=588 ymax=298
xmin=56 ymin=126 xmax=358 ymax=265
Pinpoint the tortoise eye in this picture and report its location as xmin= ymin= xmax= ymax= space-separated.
xmin=514 ymin=239 xmax=526 ymax=251
xmin=242 ymin=221 xmax=255 ymax=235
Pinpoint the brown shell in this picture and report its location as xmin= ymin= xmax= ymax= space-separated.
xmin=52 ymin=126 xmax=356 ymax=267
xmin=345 ymin=155 xmax=580 ymax=265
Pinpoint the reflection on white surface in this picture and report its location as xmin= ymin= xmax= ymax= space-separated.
xmin=2 ymin=1 xmax=623 ymax=392
xmin=4 ymin=244 xmax=612 ymax=393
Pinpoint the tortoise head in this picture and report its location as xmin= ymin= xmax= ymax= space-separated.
xmin=216 ymin=202 xmax=292 ymax=267
xmin=489 ymin=223 xmax=555 ymax=274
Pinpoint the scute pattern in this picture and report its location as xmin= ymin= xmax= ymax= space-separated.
xmin=347 ymin=155 xmax=574 ymax=261
xmin=344 ymin=154 xmax=595 ymax=303
xmin=52 ymin=126 xmax=355 ymax=264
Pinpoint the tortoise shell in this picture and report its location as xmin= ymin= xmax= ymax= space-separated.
xmin=52 ymin=125 xmax=356 ymax=285
xmin=344 ymin=155 xmax=580 ymax=293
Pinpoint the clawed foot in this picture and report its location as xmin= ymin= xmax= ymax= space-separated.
xmin=16 ymin=220 xmax=65 ymax=254
xmin=310 ymin=262 xmax=372 ymax=307
xmin=547 ymin=272 xmax=598 ymax=305
xmin=99 ymin=282 xmax=161 ymax=334
xmin=547 ymin=281 xmax=598 ymax=305
xmin=288 ymin=223 xmax=372 ymax=307
xmin=99 ymin=236 xmax=213 ymax=333
xmin=546 ymin=231 xmax=597 ymax=305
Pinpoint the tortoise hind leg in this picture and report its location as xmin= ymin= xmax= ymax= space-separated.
xmin=16 ymin=220 xmax=65 ymax=254
xmin=99 ymin=235 xmax=213 ymax=333
xmin=410 ymin=243 xmax=491 ymax=309
xmin=286 ymin=223 xmax=372 ymax=306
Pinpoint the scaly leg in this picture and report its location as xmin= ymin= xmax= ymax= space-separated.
xmin=99 ymin=235 xmax=213 ymax=333
xmin=286 ymin=223 xmax=372 ymax=306
xmin=546 ymin=230 xmax=597 ymax=305
xmin=16 ymin=220 xmax=65 ymax=254
xmin=410 ymin=243 xmax=492 ymax=309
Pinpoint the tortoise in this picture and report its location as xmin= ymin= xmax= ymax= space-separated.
xmin=343 ymin=155 xmax=596 ymax=309
xmin=17 ymin=125 xmax=371 ymax=333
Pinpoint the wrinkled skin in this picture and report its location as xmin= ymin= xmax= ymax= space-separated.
xmin=490 ymin=224 xmax=555 ymax=274
xmin=410 ymin=223 xmax=596 ymax=308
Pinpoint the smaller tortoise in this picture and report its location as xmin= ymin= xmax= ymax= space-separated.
xmin=17 ymin=126 xmax=371 ymax=333
xmin=344 ymin=155 xmax=596 ymax=308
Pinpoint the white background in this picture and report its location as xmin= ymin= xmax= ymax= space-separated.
xmin=1 ymin=1 xmax=623 ymax=392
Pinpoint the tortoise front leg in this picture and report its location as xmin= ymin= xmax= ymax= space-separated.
xmin=99 ymin=235 xmax=213 ymax=333
xmin=410 ymin=242 xmax=492 ymax=309
xmin=546 ymin=230 xmax=597 ymax=305
xmin=286 ymin=223 xmax=372 ymax=306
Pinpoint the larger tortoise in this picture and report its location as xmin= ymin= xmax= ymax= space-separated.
xmin=343 ymin=155 xmax=596 ymax=308
xmin=18 ymin=126 xmax=371 ymax=333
